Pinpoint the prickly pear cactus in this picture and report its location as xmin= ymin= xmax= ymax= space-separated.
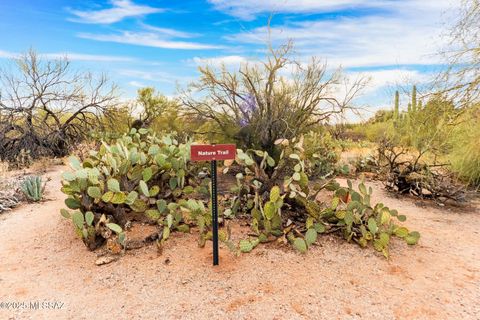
xmin=60 ymin=129 xmax=420 ymax=259
xmin=60 ymin=128 xmax=209 ymax=250
xmin=227 ymin=135 xmax=420 ymax=258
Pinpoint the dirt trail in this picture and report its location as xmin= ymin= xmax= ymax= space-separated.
xmin=1 ymin=166 xmax=479 ymax=320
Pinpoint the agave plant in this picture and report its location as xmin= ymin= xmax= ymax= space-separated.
xmin=20 ymin=175 xmax=45 ymax=202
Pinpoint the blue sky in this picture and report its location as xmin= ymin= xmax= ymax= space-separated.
xmin=0 ymin=0 xmax=459 ymax=119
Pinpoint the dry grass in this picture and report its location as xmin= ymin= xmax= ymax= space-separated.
xmin=29 ymin=157 xmax=63 ymax=174
xmin=339 ymin=147 xmax=377 ymax=169
xmin=0 ymin=161 xmax=9 ymax=178
xmin=71 ymin=141 xmax=98 ymax=161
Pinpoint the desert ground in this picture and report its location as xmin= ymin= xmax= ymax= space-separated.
xmin=0 ymin=165 xmax=479 ymax=320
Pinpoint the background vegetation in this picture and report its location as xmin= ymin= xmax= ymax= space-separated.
xmin=0 ymin=0 xmax=478 ymax=258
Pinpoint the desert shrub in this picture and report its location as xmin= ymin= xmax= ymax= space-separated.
xmin=0 ymin=167 xmax=22 ymax=213
xmin=364 ymin=87 xmax=470 ymax=201
xmin=0 ymin=50 xmax=117 ymax=164
xmin=0 ymin=179 xmax=20 ymax=213
xmin=97 ymin=87 xmax=204 ymax=143
xmin=20 ymin=176 xmax=45 ymax=202
xmin=101 ymin=105 xmax=133 ymax=137
xmin=0 ymin=192 xmax=20 ymax=213
xmin=131 ymin=87 xmax=196 ymax=137
xmin=376 ymin=140 xmax=466 ymax=202
xmin=360 ymin=87 xmax=458 ymax=150
xmin=363 ymin=121 xmax=395 ymax=143
xmin=15 ymin=149 xmax=33 ymax=168
xmin=333 ymin=123 xmax=367 ymax=142
xmin=448 ymin=105 xmax=480 ymax=187
xmin=181 ymin=41 xmax=367 ymax=154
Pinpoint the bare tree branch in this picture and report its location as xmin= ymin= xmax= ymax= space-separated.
xmin=0 ymin=49 xmax=118 ymax=162
xmin=180 ymin=40 xmax=368 ymax=152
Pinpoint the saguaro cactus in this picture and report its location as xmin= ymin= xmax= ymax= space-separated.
xmin=394 ymin=90 xmax=400 ymax=120
xmin=411 ymin=85 xmax=417 ymax=113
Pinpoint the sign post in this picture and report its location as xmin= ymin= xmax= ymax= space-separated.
xmin=190 ymin=144 xmax=236 ymax=266
xmin=210 ymin=159 xmax=219 ymax=265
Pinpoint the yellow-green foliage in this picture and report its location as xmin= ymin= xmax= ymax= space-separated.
xmin=359 ymin=87 xmax=458 ymax=151
xmin=448 ymin=105 xmax=480 ymax=186
xmin=349 ymin=117 xmax=396 ymax=143
xmin=362 ymin=121 xmax=395 ymax=143
xmin=398 ymin=94 xmax=457 ymax=154
xmin=195 ymin=119 xmax=237 ymax=144
xmin=95 ymin=88 xmax=206 ymax=141
xmin=101 ymin=105 xmax=133 ymax=136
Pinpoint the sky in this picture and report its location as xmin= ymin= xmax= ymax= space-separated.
xmin=0 ymin=0 xmax=460 ymax=119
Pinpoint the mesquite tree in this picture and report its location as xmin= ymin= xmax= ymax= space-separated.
xmin=130 ymin=87 xmax=181 ymax=130
xmin=0 ymin=50 xmax=118 ymax=162
xmin=181 ymin=42 xmax=367 ymax=153
xmin=438 ymin=0 xmax=480 ymax=107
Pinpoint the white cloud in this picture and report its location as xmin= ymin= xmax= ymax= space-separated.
xmin=209 ymin=0 xmax=454 ymax=20
xmin=208 ymin=0 xmax=381 ymax=20
xmin=140 ymin=24 xmax=199 ymax=39
xmin=69 ymin=0 xmax=162 ymax=24
xmin=118 ymin=69 xmax=194 ymax=84
xmin=0 ymin=50 xmax=17 ymax=59
xmin=44 ymin=53 xmax=134 ymax=62
xmin=0 ymin=49 xmax=134 ymax=62
xmin=191 ymin=55 xmax=248 ymax=67
xmin=211 ymin=0 xmax=459 ymax=113
xmin=79 ymin=31 xmax=222 ymax=50
xmin=128 ymin=81 xmax=146 ymax=88
xmin=351 ymin=69 xmax=430 ymax=95
xmin=225 ymin=1 xmax=459 ymax=68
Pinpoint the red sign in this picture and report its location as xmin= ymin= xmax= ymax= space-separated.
xmin=190 ymin=144 xmax=236 ymax=161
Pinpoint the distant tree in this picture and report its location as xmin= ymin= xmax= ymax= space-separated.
xmin=383 ymin=86 xmax=460 ymax=164
xmin=130 ymin=87 xmax=172 ymax=129
xmin=180 ymin=41 xmax=368 ymax=153
xmin=102 ymin=104 xmax=133 ymax=135
xmin=0 ymin=50 xmax=117 ymax=162
xmin=129 ymin=87 xmax=184 ymax=131
xmin=438 ymin=0 xmax=480 ymax=107
xmin=368 ymin=109 xmax=394 ymax=124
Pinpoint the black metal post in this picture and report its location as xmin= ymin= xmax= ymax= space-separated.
xmin=211 ymin=159 xmax=219 ymax=265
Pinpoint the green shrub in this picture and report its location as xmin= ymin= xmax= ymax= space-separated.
xmin=363 ymin=121 xmax=395 ymax=143
xmin=448 ymin=106 xmax=480 ymax=186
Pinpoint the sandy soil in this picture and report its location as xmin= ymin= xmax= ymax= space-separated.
xmin=0 ymin=165 xmax=479 ymax=320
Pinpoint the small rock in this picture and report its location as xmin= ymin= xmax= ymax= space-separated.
xmin=95 ymin=255 xmax=118 ymax=266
